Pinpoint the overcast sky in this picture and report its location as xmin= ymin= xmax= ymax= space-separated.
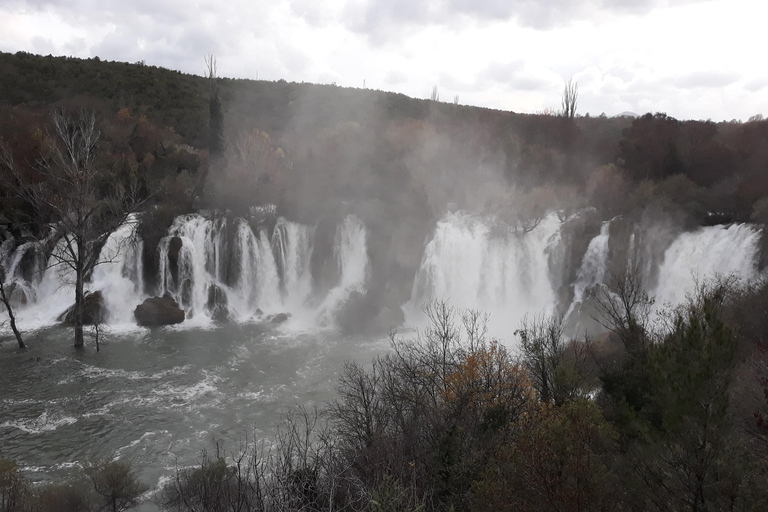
xmin=1 ymin=0 xmax=766 ymax=121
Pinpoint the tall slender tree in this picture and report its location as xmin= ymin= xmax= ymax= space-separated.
xmin=561 ymin=78 xmax=578 ymax=119
xmin=205 ymin=53 xmax=224 ymax=157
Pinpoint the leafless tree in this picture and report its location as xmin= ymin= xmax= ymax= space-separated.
xmin=561 ymin=78 xmax=578 ymax=119
xmin=590 ymin=261 xmax=654 ymax=355
xmin=1 ymin=109 xmax=141 ymax=348
xmin=516 ymin=313 xmax=589 ymax=404
xmin=0 ymin=266 xmax=24 ymax=348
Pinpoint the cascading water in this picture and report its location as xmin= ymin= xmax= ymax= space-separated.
xmin=2 ymin=209 xmax=763 ymax=336
xmin=562 ymin=222 xmax=611 ymax=333
xmin=316 ymin=215 xmax=370 ymax=324
xmin=271 ymin=218 xmax=315 ymax=313
xmin=652 ymin=223 xmax=763 ymax=307
xmin=158 ymin=214 xmax=229 ymax=322
xmin=90 ymin=214 xmax=144 ymax=328
xmin=404 ymin=211 xmax=562 ymax=338
xmin=152 ymin=213 xmax=368 ymax=326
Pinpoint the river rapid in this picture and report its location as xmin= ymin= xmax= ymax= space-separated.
xmin=0 ymin=322 xmax=388 ymax=510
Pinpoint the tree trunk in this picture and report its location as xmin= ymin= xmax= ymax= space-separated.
xmin=0 ymin=272 xmax=25 ymax=349
xmin=74 ymin=244 xmax=85 ymax=349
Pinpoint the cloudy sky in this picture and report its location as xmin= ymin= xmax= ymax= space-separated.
xmin=1 ymin=0 xmax=766 ymax=121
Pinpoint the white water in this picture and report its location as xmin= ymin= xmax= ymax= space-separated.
xmin=405 ymin=211 xmax=561 ymax=338
xmin=2 ymin=213 xmax=371 ymax=333
xmin=652 ymin=223 xmax=762 ymax=307
xmin=1 ymin=210 xmax=764 ymax=339
xmin=404 ymin=212 xmax=764 ymax=340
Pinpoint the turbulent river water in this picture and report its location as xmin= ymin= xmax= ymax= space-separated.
xmin=0 ymin=209 xmax=764 ymax=509
xmin=0 ymin=323 xmax=388 ymax=510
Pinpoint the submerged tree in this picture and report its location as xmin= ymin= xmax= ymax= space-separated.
xmin=1 ymin=109 xmax=140 ymax=348
xmin=0 ymin=266 xmax=24 ymax=348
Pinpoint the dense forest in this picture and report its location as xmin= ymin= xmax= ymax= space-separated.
xmin=2 ymin=50 xmax=768 ymax=511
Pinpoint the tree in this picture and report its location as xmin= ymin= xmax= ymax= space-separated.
xmin=0 ymin=266 xmax=24 ymax=348
xmin=516 ymin=313 xmax=589 ymax=405
xmin=205 ymin=53 xmax=224 ymax=157
xmin=1 ymin=109 xmax=140 ymax=348
xmin=84 ymin=460 xmax=148 ymax=512
xmin=561 ymin=78 xmax=578 ymax=119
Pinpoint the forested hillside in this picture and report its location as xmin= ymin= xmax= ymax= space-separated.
xmin=3 ymin=51 xmax=768 ymax=512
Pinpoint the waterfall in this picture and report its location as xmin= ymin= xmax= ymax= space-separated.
xmin=404 ymin=211 xmax=561 ymax=338
xmin=562 ymin=222 xmax=611 ymax=333
xmin=90 ymin=214 xmax=144 ymax=326
xmin=153 ymin=213 xmax=366 ymax=326
xmin=158 ymin=214 xmax=229 ymax=321
xmin=271 ymin=218 xmax=315 ymax=312
xmin=652 ymin=223 xmax=762 ymax=307
xmin=2 ymin=208 xmax=763 ymax=335
xmin=231 ymin=219 xmax=281 ymax=317
xmin=316 ymin=215 xmax=370 ymax=323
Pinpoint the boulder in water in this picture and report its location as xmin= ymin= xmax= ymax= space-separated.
xmin=134 ymin=293 xmax=185 ymax=326
xmin=267 ymin=312 xmax=290 ymax=324
xmin=58 ymin=291 xmax=105 ymax=326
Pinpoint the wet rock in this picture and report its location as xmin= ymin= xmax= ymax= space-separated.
xmin=4 ymin=282 xmax=33 ymax=306
xmin=207 ymin=284 xmax=229 ymax=322
xmin=134 ymin=293 xmax=185 ymax=326
xmin=167 ymin=236 xmax=183 ymax=285
xmin=267 ymin=312 xmax=290 ymax=324
xmin=58 ymin=291 xmax=105 ymax=326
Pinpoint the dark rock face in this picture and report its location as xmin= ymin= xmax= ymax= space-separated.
xmin=134 ymin=293 xmax=185 ymax=326
xmin=167 ymin=236 xmax=184 ymax=286
xmin=207 ymin=284 xmax=229 ymax=322
xmin=58 ymin=291 xmax=105 ymax=325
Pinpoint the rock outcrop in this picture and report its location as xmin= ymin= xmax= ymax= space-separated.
xmin=134 ymin=293 xmax=185 ymax=326
xmin=206 ymin=284 xmax=229 ymax=322
xmin=58 ymin=291 xmax=105 ymax=325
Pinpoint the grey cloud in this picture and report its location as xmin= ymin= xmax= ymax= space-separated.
xmin=31 ymin=36 xmax=55 ymax=54
xmin=383 ymin=69 xmax=408 ymax=85
xmin=744 ymin=78 xmax=768 ymax=92
xmin=674 ymin=71 xmax=739 ymax=89
xmin=477 ymin=60 xmax=554 ymax=92
xmin=479 ymin=60 xmax=525 ymax=84
xmin=335 ymin=0 xmax=710 ymax=42
xmin=289 ymin=0 xmax=335 ymax=26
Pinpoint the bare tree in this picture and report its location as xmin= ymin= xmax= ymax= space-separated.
xmin=561 ymin=78 xmax=578 ymax=119
xmin=591 ymin=261 xmax=654 ymax=355
xmin=516 ymin=313 xmax=589 ymax=404
xmin=0 ymin=266 xmax=24 ymax=348
xmin=430 ymin=85 xmax=440 ymax=102
xmin=1 ymin=109 xmax=140 ymax=348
